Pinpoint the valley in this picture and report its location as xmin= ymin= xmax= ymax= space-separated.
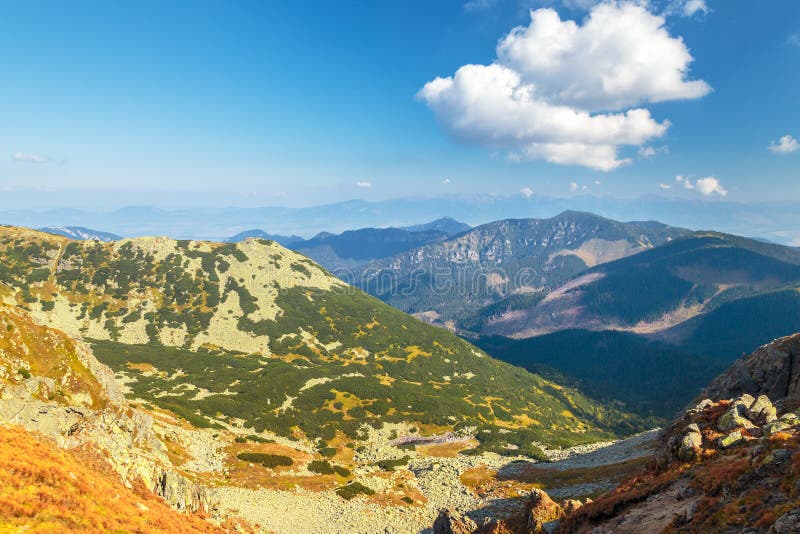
xmin=3 ymin=209 xmax=800 ymax=533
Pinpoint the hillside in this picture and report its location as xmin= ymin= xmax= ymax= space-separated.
xmin=0 ymin=225 xmax=643 ymax=454
xmin=473 ymin=330 xmax=726 ymax=419
xmin=353 ymin=211 xmax=688 ymax=326
xmin=400 ymin=216 xmax=471 ymax=236
xmin=38 ymin=225 xmax=121 ymax=242
xmin=0 ymin=426 xmax=224 ymax=533
xmin=472 ymin=234 xmax=800 ymax=420
xmin=432 ymin=335 xmax=800 ymax=533
xmin=225 ymin=229 xmax=304 ymax=246
xmin=290 ymin=227 xmax=451 ymax=271
xmin=481 ymin=232 xmax=800 ymax=339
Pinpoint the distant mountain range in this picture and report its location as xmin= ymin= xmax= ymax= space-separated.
xmin=37 ymin=226 xmax=121 ymax=242
xmin=2 ymin=194 xmax=800 ymax=245
xmin=225 ymin=217 xmax=472 ymax=272
xmin=225 ymin=229 xmax=304 ymax=246
xmin=466 ymin=231 xmax=800 ymax=418
xmin=352 ymin=211 xmax=688 ymax=325
xmin=398 ymin=216 xmax=470 ymax=236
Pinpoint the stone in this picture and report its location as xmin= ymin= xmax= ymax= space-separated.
xmin=748 ymin=395 xmax=777 ymax=424
xmin=678 ymin=430 xmax=703 ymax=461
xmin=764 ymin=420 xmax=793 ymax=436
xmin=433 ymin=509 xmax=477 ymax=534
xmin=770 ymin=509 xmax=800 ymax=533
xmin=717 ymin=405 xmax=756 ymax=432
xmin=719 ymin=431 xmax=743 ymax=448
xmin=693 ymin=399 xmax=715 ymax=412
xmin=736 ymin=394 xmax=756 ymax=409
xmin=526 ymin=489 xmax=563 ymax=533
xmin=701 ymin=334 xmax=800 ymax=407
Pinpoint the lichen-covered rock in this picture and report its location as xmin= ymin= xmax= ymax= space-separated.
xmin=717 ymin=404 xmax=756 ymax=432
xmin=678 ymin=429 xmax=703 ymax=461
xmin=718 ymin=430 xmax=743 ymax=448
xmin=433 ymin=508 xmax=478 ymax=534
xmin=748 ymin=394 xmax=778 ymax=424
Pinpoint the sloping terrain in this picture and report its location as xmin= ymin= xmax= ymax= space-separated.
xmin=473 ymin=330 xmax=725 ymax=419
xmin=225 ymin=229 xmax=304 ymax=247
xmin=0 ymin=225 xmax=643 ymax=455
xmin=399 ymin=216 xmax=471 ymax=236
xmin=433 ymin=335 xmax=800 ymax=533
xmin=354 ymin=211 xmax=687 ymax=326
xmin=291 ymin=227 xmax=451 ymax=271
xmin=38 ymin=225 xmax=121 ymax=241
xmin=471 ymin=234 xmax=800 ymax=420
xmin=0 ymin=426 xmax=224 ymax=533
xmin=482 ymin=232 xmax=800 ymax=339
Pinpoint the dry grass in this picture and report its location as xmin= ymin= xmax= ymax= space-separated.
xmin=0 ymin=425 xmax=226 ymax=533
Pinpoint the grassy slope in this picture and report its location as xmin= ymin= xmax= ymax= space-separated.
xmin=0 ymin=226 xmax=645 ymax=453
xmin=0 ymin=426 xmax=224 ymax=533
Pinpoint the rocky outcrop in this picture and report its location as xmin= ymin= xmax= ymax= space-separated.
xmin=0 ymin=306 xmax=210 ymax=513
xmin=526 ymin=489 xmax=563 ymax=533
xmin=561 ymin=392 xmax=800 ymax=533
xmin=702 ymin=333 xmax=800 ymax=408
xmin=433 ymin=508 xmax=478 ymax=534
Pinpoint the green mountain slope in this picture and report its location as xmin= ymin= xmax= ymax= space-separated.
xmin=353 ymin=211 xmax=688 ymax=326
xmin=0 ymin=225 xmax=644 ymax=454
xmin=473 ymin=330 xmax=726 ymax=419
xmin=481 ymin=232 xmax=800 ymax=338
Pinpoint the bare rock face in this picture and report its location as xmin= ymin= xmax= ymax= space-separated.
xmin=702 ymin=333 xmax=800 ymax=408
xmin=433 ymin=508 xmax=478 ymax=534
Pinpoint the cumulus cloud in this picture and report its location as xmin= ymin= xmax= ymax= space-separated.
xmin=442 ymin=178 xmax=452 ymax=184
xmin=521 ymin=186 xmax=534 ymax=198
xmin=569 ymin=181 xmax=579 ymax=192
xmin=769 ymin=134 xmax=800 ymax=155
xmin=355 ymin=181 xmax=372 ymax=188
xmin=13 ymin=152 xmax=51 ymax=164
xmin=676 ymin=175 xmax=727 ymax=196
xmin=658 ymin=182 xmax=672 ymax=189
xmin=418 ymin=2 xmax=709 ymax=170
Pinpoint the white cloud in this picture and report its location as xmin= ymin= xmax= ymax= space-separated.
xmin=695 ymin=176 xmax=727 ymax=196
xmin=658 ymin=182 xmax=672 ymax=189
xmin=418 ymin=3 xmax=709 ymax=170
xmin=13 ymin=152 xmax=51 ymax=164
xmin=676 ymin=174 xmax=727 ymax=196
xmin=355 ymin=181 xmax=372 ymax=188
xmin=769 ymin=134 xmax=800 ymax=155
xmin=442 ymin=178 xmax=452 ymax=184
xmin=521 ymin=186 xmax=534 ymax=198
xmin=593 ymin=179 xmax=601 ymax=185
xmin=569 ymin=181 xmax=579 ymax=192
xmin=638 ymin=145 xmax=668 ymax=159
xmin=789 ymin=34 xmax=800 ymax=47
xmin=666 ymin=0 xmax=709 ymax=17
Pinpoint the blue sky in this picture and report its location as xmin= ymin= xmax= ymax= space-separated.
xmin=0 ymin=0 xmax=798 ymax=209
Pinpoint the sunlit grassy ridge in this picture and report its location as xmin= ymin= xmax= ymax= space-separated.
xmin=0 ymin=425 xmax=225 ymax=533
xmin=0 ymin=226 xmax=647 ymax=452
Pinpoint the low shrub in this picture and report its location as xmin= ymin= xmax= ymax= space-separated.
xmin=236 ymin=453 xmax=293 ymax=468
xmin=335 ymin=482 xmax=375 ymax=500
